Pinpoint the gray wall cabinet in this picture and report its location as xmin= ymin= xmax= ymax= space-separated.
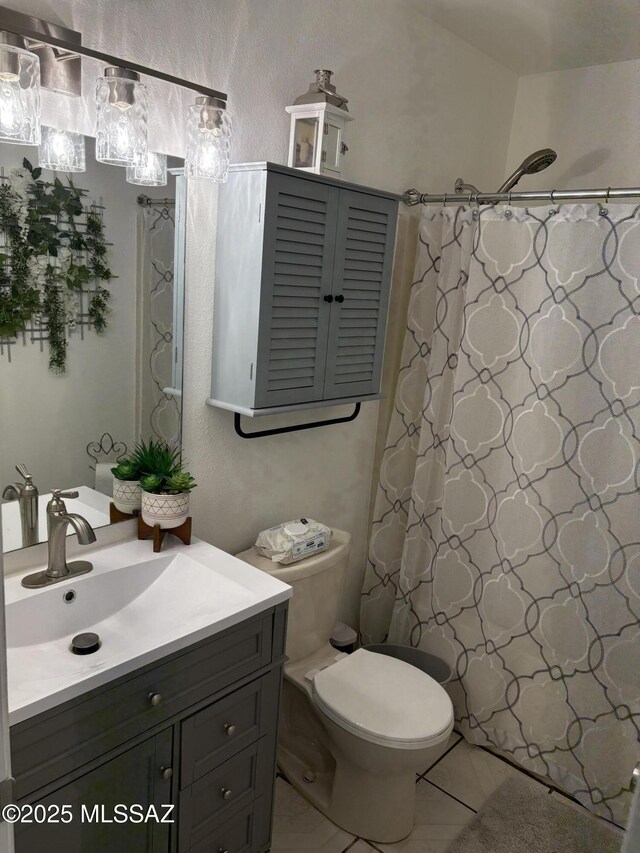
xmin=209 ymin=162 xmax=399 ymax=416
xmin=11 ymin=603 xmax=288 ymax=853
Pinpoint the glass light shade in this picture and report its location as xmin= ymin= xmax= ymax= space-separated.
xmin=38 ymin=126 xmax=85 ymax=172
xmin=126 ymin=151 xmax=167 ymax=186
xmin=185 ymin=98 xmax=232 ymax=182
xmin=95 ymin=69 xmax=147 ymax=167
xmin=0 ymin=44 xmax=40 ymax=145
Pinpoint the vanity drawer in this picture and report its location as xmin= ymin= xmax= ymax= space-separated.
xmin=181 ymin=669 xmax=280 ymax=788
xmin=188 ymin=801 xmax=254 ymax=853
xmin=179 ymin=739 xmax=272 ymax=852
xmin=12 ymin=613 xmax=273 ymax=799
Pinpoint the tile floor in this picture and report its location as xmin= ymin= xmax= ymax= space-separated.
xmin=269 ymin=732 xmax=572 ymax=852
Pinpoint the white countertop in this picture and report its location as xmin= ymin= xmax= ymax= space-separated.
xmin=5 ymin=535 xmax=291 ymax=726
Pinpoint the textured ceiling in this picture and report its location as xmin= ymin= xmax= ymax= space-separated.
xmin=411 ymin=0 xmax=640 ymax=74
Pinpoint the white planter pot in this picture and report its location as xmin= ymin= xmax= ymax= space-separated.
xmin=112 ymin=479 xmax=142 ymax=514
xmin=141 ymin=491 xmax=190 ymax=529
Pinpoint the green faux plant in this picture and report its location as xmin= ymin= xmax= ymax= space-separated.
xmin=140 ymin=470 xmax=197 ymax=495
xmin=140 ymin=473 xmax=165 ymax=493
xmin=164 ymin=471 xmax=197 ymax=494
xmin=134 ymin=438 xmax=181 ymax=479
xmin=0 ymin=159 xmax=112 ymax=372
xmin=134 ymin=438 xmax=197 ymax=496
xmin=111 ymin=459 xmax=140 ymax=481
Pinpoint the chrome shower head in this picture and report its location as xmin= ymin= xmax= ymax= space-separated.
xmin=497 ymin=148 xmax=557 ymax=194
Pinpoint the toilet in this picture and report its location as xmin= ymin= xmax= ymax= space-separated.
xmin=236 ymin=529 xmax=454 ymax=843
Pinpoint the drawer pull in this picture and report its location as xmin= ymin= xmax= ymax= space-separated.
xmin=148 ymin=692 xmax=163 ymax=707
xmin=220 ymin=787 xmax=233 ymax=801
xmin=160 ymin=766 xmax=173 ymax=780
xmin=224 ymin=722 xmax=237 ymax=737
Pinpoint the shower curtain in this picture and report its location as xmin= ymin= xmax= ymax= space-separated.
xmin=361 ymin=202 xmax=640 ymax=824
xmin=136 ymin=203 xmax=181 ymax=446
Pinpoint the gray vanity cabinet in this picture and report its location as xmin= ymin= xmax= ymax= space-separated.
xmin=11 ymin=603 xmax=288 ymax=853
xmin=209 ymin=162 xmax=398 ymax=415
xmin=14 ymin=730 xmax=173 ymax=853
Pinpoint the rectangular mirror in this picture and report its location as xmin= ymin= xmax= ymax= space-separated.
xmin=0 ymin=138 xmax=186 ymax=554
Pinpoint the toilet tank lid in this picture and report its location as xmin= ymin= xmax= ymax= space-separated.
xmin=235 ymin=528 xmax=351 ymax=581
xmin=312 ymin=648 xmax=453 ymax=747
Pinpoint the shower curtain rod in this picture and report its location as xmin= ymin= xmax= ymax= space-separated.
xmin=403 ymin=185 xmax=640 ymax=206
xmin=137 ymin=195 xmax=175 ymax=206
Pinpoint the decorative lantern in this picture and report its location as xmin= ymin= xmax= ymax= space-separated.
xmin=285 ymin=70 xmax=352 ymax=179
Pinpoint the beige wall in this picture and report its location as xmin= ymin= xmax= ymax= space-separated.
xmin=178 ymin=1 xmax=518 ymax=628
xmin=506 ymin=59 xmax=640 ymax=189
xmin=7 ymin=0 xmax=519 ymax=627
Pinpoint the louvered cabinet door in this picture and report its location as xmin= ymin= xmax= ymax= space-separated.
xmin=324 ymin=189 xmax=398 ymax=398
xmin=254 ymin=174 xmax=338 ymax=408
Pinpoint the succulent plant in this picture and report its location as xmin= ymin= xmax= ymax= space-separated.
xmin=111 ymin=459 xmax=140 ymax=481
xmin=164 ymin=471 xmax=197 ymax=494
xmin=140 ymin=473 xmax=164 ymax=494
xmin=133 ymin=438 xmax=180 ymax=478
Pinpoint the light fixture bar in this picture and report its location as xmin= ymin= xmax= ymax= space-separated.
xmin=0 ymin=5 xmax=228 ymax=104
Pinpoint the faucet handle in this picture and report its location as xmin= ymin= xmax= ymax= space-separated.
xmin=51 ymin=489 xmax=79 ymax=499
xmin=48 ymin=489 xmax=79 ymax=514
xmin=16 ymin=463 xmax=32 ymax=482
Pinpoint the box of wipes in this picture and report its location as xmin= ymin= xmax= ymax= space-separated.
xmin=254 ymin=518 xmax=332 ymax=564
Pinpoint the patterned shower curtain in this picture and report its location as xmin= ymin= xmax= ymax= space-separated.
xmin=361 ymin=203 xmax=640 ymax=824
xmin=136 ymin=203 xmax=181 ymax=446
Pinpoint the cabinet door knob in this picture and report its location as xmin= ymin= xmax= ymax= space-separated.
xmin=220 ymin=787 xmax=233 ymax=801
xmin=148 ymin=692 xmax=163 ymax=707
xmin=323 ymin=294 xmax=334 ymax=303
xmin=334 ymin=294 xmax=345 ymax=303
xmin=160 ymin=766 xmax=173 ymax=780
xmin=224 ymin=723 xmax=237 ymax=737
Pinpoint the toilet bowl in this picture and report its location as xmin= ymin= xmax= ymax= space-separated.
xmin=236 ymin=530 xmax=454 ymax=842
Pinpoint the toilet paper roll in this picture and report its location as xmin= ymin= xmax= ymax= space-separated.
xmin=95 ymin=463 xmax=114 ymax=497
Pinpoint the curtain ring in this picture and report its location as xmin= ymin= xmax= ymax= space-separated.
xmin=550 ymin=189 xmax=556 ymax=205
xmin=443 ymin=192 xmax=448 ymax=208
xmin=606 ymin=186 xmax=611 ymax=203
xmin=473 ymin=192 xmax=479 ymax=207
xmin=508 ymin=190 xmax=513 ymax=206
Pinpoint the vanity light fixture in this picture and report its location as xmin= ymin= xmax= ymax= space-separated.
xmin=95 ymin=67 xmax=147 ymax=167
xmin=0 ymin=33 xmax=40 ymax=145
xmin=185 ymin=96 xmax=232 ymax=182
xmin=126 ymin=150 xmax=167 ymax=186
xmin=38 ymin=125 xmax=85 ymax=172
xmin=0 ymin=7 xmax=231 ymax=181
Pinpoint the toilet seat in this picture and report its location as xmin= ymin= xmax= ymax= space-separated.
xmin=312 ymin=648 xmax=453 ymax=750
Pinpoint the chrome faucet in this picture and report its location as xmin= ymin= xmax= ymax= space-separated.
xmin=2 ymin=463 xmax=39 ymax=548
xmin=21 ymin=490 xmax=97 ymax=590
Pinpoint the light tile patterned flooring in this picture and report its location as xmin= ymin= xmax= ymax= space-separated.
xmin=270 ymin=732 xmax=567 ymax=852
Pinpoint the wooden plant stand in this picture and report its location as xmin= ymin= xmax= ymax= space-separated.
xmin=137 ymin=514 xmax=192 ymax=553
xmin=109 ymin=502 xmax=139 ymax=523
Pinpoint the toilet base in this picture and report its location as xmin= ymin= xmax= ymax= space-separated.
xmin=278 ymin=674 xmax=453 ymax=843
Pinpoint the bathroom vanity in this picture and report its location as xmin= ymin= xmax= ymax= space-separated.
xmin=4 ymin=535 xmax=291 ymax=853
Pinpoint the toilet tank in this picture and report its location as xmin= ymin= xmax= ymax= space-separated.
xmin=236 ymin=529 xmax=351 ymax=663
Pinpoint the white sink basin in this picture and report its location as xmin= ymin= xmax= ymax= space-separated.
xmin=5 ymin=537 xmax=291 ymax=725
